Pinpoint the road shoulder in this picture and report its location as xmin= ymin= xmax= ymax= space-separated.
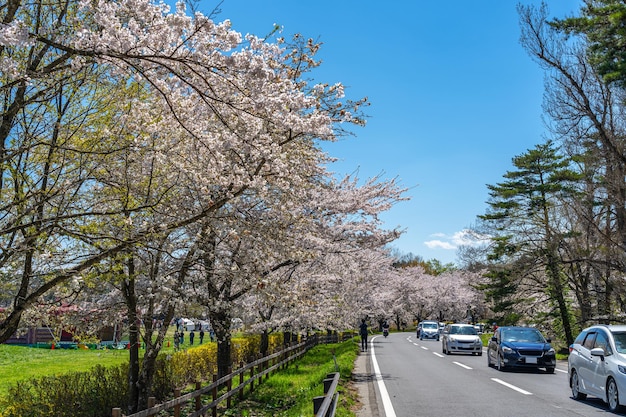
xmin=352 ymin=348 xmax=380 ymax=417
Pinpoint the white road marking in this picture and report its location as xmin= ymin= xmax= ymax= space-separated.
xmin=556 ymin=368 xmax=567 ymax=374
xmin=491 ymin=378 xmax=533 ymax=395
xmin=420 ymin=346 xmax=428 ymax=350
xmin=413 ymin=343 xmax=419 ymax=346
xmin=453 ymin=361 xmax=472 ymax=370
xmin=370 ymin=336 xmax=397 ymax=417
xmin=433 ymin=352 xmax=444 ymax=358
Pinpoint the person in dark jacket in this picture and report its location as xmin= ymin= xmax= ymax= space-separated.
xmin=359 ymin=319 xmax=369 ymax=351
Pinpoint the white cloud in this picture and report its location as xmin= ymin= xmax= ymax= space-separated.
xmin=424 ymin=229 xmax=491 ymax=251
xmin=452 ymin=229 xmax=491 ymax=246
xmin=424 ymin=240 xmax=456 ymax=250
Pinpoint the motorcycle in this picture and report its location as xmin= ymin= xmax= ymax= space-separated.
xmin=383 ymin=327 xmax=389 ymax=338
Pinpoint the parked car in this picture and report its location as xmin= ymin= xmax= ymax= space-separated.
xmin=419 ymin=320 xmax=440 ymax=341
xmin=487 ymin=326 xmax=555 ymax=373
xmin=474 ymin=323 xmax=485 ymax=334
xmin=441 ymin=323 xmax=483 ymax=355
xmin=568 ymin=324 xmax=626 ymax=413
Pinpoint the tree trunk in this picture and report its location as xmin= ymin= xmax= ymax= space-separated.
xmin=134 ymin=304 xmax=176 ymax=409
xmin=546 ymin=251 xmax=574 ymax=346
xmin=123 ymin=256 xmax=142 ymax=414
xmin=210 ymin=309 xmax=232 ymax=379
xmin=260 ymin=329 xmax=269 ymax=356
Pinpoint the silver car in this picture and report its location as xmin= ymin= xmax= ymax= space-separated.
xmin=568 ymin=324 xmax=626 ymax=412
xmin=442 ymin=323 xmax=483 ymax=355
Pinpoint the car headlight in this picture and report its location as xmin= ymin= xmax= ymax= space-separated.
xmin=547 ymin=347 xmax=555 ymax=355
xmin=619 ymin=365 xmax=626 ymax=375
xmin=502 ymin=346 xmax=513 ymax=354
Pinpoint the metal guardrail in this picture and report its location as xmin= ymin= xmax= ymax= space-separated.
xmin=312 ymin=372 xmax=340 ymax=417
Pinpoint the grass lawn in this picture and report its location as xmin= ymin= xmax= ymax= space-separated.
xmin=224 ymin=339 xmax=360 ymax=417
xmin=0 ymin=344 xmax=132 ymax=396
xmin=0 ymin=327 xmax=199 ymax=397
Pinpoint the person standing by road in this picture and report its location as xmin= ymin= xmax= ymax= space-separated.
xmin=359 ymin=319 xmax=369 ymax=352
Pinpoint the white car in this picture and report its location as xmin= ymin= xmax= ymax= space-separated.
xmin=569 ymin=324 xmax=626 ymax=412
xmin=419 ymin=321 xmax=440 ymax=341
xmin=441 ymin=323 xmax=482 ymax=355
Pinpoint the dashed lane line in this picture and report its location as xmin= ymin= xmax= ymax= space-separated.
xmin=453 ymin=361 xmax=473 ymax=370
xmin=491 ymin=378 xmax=533 ymax=395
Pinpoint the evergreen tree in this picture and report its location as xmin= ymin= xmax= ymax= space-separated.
xmin=480 ymin=141 xmax=581 ymax=344
xmin=551 ymin=0 xmax=626 ymax=86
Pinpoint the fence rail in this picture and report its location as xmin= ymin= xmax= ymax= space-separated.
xmin=312 ymin=372 xmax=340 ymax=417
xmin=113 ymin=333 xmax=350 ymax=417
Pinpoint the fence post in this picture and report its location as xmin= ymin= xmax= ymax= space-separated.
xmin=112 ymin=408 xmax=122 ymax=417
xmin=227 ymin=366 xmax=233 ymax=408
xmin=195 ymin=381 xmax=202 ymax=412
xmin=313 ymin=397 xmax=325 ymax=415
xmin=212 ymin=374 xmax=218 ymax=417
xmin=174 ymin=388 xmax=181 ymax=417
xmin=147 ymin=397 xmax=156 ymax=416
xmin=239 ymin=362 xmax=245 ymax=401
xmin=250 ymin=364 xmax=255 ymax=392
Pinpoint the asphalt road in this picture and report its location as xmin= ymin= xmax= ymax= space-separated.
xmin=355 ymin=331 xmax=621 ymax=417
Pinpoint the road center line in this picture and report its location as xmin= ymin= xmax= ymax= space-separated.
xmin=433 ymin=352 xmax=444 ymax=358
xmin=491 ymin=378 xmax=533 ymax=395
xmin=370 ymin=336 xmax=397 ymax=417
xmin=453 ymin=361 xmax=472 ymax=369
xmin=420 ymin=346 xmax=428 ymax=350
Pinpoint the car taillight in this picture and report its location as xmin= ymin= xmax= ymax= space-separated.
xmin=569 ymin=344 xmax=573 ymax=353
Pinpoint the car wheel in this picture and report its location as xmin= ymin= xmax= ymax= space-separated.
xmin=487 ymin=352 xmax=492 ymax=367
xmin=546 ymin=367 xmax=555 ymax=374
xmin=607 ymin=377 xmax=622 ymax=412
xmin=570 ymin=370 xmax=587 ymax=400
xmin=436 ymin=335 xmax=440 ymax=341
xmin=496 ymin=354 xmax=506 ymax=371
xmin=478 ymin=351 xmax=483 ymax=356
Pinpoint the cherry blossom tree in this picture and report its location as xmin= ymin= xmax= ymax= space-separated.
xmin=0 ymin=0 xmax=364 ymax=339
xmin=1 ymin=0 xmax=382 ymax=411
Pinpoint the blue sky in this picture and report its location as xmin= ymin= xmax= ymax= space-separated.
xmin=212 ymin=0 xmax=582 ymax=264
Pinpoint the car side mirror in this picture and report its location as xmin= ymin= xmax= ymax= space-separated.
xmin=491 ymin=336 xmax=497 ymax=342
xmin=546 ymin=338 xmax=551 ymax=343
xmin=591 ymin=347 xmax=605 ymax=360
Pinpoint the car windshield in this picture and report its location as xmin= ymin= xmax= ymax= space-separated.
xmin=612 ymin=332 xmax=626 ymax=354
xmin=423 ymin=323 xmax=438 ymax=329
xmin=502 ymin=329 xmax=545 ymax=343
xmin=451 ymin=326 xmax=477 ymax=335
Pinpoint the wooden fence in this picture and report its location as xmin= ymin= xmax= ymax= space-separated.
xmin=113 ymin=332 xmax=351 ymax=417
